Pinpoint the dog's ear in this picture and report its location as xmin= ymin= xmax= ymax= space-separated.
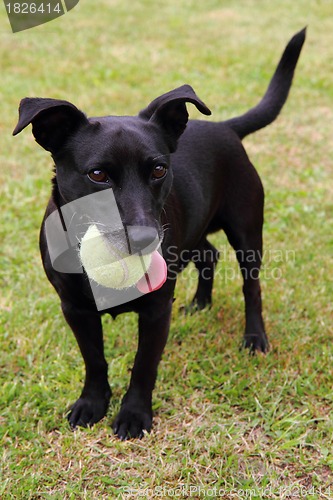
xmin=139 ymin=85 xmax=211 ymax=150
xmin=13 ymin=97 xmax=88 ymax=154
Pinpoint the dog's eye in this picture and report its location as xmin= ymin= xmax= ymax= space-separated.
xmin=152 ymin=165 xmax=167 ymax=180
xmin=88 ymin=170 xmax=109 ymax=183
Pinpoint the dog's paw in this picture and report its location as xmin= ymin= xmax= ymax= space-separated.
xmin=67 ymin=394 xmax=110 ymax=429
xmin=112 ymin=405 xmax=152 ymax=440
xmin=180 ymin=297 xmax=212 ymax=315
xmin=242 ymin=332 xmax=269 ymax=354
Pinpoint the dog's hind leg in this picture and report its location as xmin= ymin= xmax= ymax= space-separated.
xmin=220 ymin=170 xmax=269 ymax=353
xmin=189 ymin=238 xmax=220 ymax=311
xmin=224 ymin=222 xmax=268 ymax=353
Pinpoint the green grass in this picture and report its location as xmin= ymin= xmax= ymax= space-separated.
xmin=1 ymin=0 xmax=333 ymax=497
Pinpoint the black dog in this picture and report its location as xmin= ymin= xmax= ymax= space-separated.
xmin=14 ymin=29 xmax=305 ymax=440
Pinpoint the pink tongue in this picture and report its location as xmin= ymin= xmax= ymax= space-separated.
xmin=136 ymin=250 xmax=167 ymax=294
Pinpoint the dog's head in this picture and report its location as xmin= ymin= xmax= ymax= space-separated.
xmin=14 ymin=86 xmax=211 ymax=249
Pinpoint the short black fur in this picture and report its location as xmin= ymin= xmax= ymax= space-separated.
xmin=14 ymin=29 xmax=306 ymax=440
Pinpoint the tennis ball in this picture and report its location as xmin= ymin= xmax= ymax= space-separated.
xmin=79 ymin=224 xmax=152 ymax=289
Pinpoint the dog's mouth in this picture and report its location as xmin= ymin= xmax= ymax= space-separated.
xmin=134 ymin=249 xmax=167 ymax=293
xmin=79 ymin=224 xmax=167 ymax=293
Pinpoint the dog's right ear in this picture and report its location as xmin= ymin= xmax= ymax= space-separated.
xmin=13 ymin=98 xmax=88 ymax=154
xmin=138 ymin=85 xmax=211 ymax=151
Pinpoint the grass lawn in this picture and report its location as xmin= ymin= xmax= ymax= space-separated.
xmin=0 ymin=0 xmax=332 ymax=498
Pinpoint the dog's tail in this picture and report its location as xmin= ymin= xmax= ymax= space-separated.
xmin=225 ymin=28 xmax=306 ymax=140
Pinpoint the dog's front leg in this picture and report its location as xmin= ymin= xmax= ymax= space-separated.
xmin=113 ymin=297 xmax=173 ymax=440
xmin=62 ymin=302 xmax=111 ymax=428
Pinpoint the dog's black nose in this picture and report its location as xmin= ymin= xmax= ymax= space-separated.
xmin=126 ymin=225 xmax=159 ymax=254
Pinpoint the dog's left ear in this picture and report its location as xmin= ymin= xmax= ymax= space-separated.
xmin=13 ymin=97 xmax=88 ymax=154
xmin=139 ymin=85 xmax=211 ymax=151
